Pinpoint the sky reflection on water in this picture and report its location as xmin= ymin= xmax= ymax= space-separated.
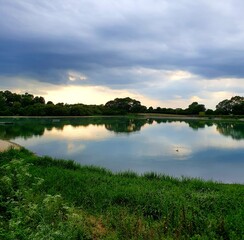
xmin=1 ymin=117 xmax=244 ymax=183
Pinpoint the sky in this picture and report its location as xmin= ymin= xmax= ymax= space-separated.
xmin=0 ymin=0 xmax=244 ymax=109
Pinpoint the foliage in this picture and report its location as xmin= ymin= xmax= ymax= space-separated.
xmin=216 ymin=96 xmax=244 ymax=115
xmin=0 ymin=90 xmax=108 ymax=116
xmin=147 ymin=102 xmax=206 ymax=115
xmin=0 ymin=153 xmax=108 ymax=239
xmin=0 ymin=90 xmax=243 ymax=116
xmin=0 ymin=148 xmax=244 ymax=239
xmin=105 ymin=97 xmax=147 ymax=114
xmin=185 ymin=102 xmax=206 ymax=115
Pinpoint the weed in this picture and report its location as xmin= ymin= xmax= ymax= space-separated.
xmin=0 ymin=149 xmax=243 ymax=239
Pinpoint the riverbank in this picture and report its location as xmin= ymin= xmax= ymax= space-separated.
xmin=137 ymin=113 xmax=244 ymax=122
xmin=1 ymin=148 xmax=243 ymax=239
xmin=0 ymin=113 xmax=244 ymax=122
xmin=0 ymin=139 xmax=20 ymax=152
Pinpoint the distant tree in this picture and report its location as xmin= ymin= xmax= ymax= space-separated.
xmin=105 ymin=97 xmax=147 ymax=114
xmin=33 ymin=96 xmax=45 ymax=104
xmin=45 ymin=104 xmax=55 ymax=115
xmin=232 ymin=102 xmax=244 ymax=115
xmin=155 ymin=107 xmax=162 ymax=113
xmin=12 ymin=101 xmax=22 ymax=115
xmin=185 ymin=102 xmax=206 ymax=115
xmin=205 ymin=109 xmax=214 ymax=115
xmin=24 ymin=104 xmax=46 ymax=116
xmin=175 ymin=108 xmax=184 ymax=115
xmin=69 ymin=104 xmax=93 ymax=116
xmin=148 ymin=106 xmax=154 ymax=113
xmin=0 ymin=92 xmax=7 ymax=112
xmin=52 ymin=103 xmax=69 ymax=116
xmin=2 ymin=90 xmax=21 ymax=107
xmin=21 ymin=93 xmax=34 ymax=107
xmin=5 ymin=89 xmax=243 ymax=118
xmin=216 ymin=96 xmax=244 ymax=115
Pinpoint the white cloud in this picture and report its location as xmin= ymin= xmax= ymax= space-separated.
xmin=68 ymin=71 xmax=87 ymax=81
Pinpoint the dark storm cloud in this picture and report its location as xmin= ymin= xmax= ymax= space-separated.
xmin=0 ymin=0 xmax=244 ymax=101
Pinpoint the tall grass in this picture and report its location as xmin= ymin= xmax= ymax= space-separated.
xmin=1 ymin=148 xmax=243 ymax=239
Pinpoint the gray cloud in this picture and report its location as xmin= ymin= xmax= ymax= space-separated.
xmin=0 ymin=0 xmax=243 ymax=105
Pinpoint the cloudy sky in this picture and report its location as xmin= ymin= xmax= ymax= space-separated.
xmin=0 ymin=0 xmax=244 ymax=108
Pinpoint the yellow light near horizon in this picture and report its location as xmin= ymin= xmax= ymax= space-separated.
xmin=1 ymin=74 xmax=241 ymax=110
xmin=42 ymin=85 xmax=161 ymax=107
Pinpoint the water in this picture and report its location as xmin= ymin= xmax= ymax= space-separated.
xmin=0 ymin=117 xmax=243 ymax=183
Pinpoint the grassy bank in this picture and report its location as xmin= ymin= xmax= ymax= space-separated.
xmin=137 ymin=113 xmax=244 ymax=121
xmin=1 ymin=148 xmax=243 ymax=239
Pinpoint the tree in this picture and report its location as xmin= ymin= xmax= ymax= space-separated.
xmin=185 ymin=102 xmax=206 ymax=115
xmin=148 ymin=106 xmax=154 ymax=113
xmin=105 ymin=97 xmax=147 ymax=114
xmin=216 ymin=96 xmax=244 ymax=115
xmin=21 ymin=93 xmax=34 ymax=107
xmin=205 ymin=109 xmax=214 ymax=115
xmin=0 ymin=92 xmax=7 ymax=110
xmin=12 ymin=101 xmax=22 ymax=115
xmin=33 ymin=96 xmax=45 ymax=104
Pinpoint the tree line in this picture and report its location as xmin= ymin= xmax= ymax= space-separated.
xmin=0 ymin=90 xmax=243 ymax=116
xmin=148 ymin=96 xmax=244 ymax=115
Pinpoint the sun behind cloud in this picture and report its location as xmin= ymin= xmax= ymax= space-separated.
xmin=42 ymin=84 xmax=161 ymax=107
xmin=68 ymin=71 xmax=87 ymax=82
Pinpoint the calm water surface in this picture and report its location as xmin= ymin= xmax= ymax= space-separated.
xmin=1 ymin=117 xmax=244 ymax=183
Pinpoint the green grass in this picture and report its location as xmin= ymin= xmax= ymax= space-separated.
xmin=0 ymin=148 xmax=244 ymax=239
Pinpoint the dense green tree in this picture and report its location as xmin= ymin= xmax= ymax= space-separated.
xmin=33 ymin=96 xmax=45 ymax=104
xmin=205 ymin=109 xmax=214 ymax=115
xmin=0 ymin=90 xmax=243 ymax=117
xmin=52 ymin=104 xmax=69 ymax=116
xmin=12 ymin=101 xmax=22 ymax=115
xmin=155 ymin=107 xmax=162 ymax=113
xmin=185 ymin=102 xmax=206 ymax=115
xmin=148 ymin=106 xmax=154 ymax=113
xmin=175 ymin=108 xmax=184 ymax=114
xmin=105 ymin=97 xmax=147 ymax=113
xmin=0 ymin=92 xmax=7 ymax=112
xmin=21 ymin=93 xmax=34 ymax=107
xmin=216 ymin=96 xmax=244 ymax=115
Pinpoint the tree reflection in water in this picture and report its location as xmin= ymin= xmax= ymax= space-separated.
xmin=0 ymin=117 xmax=243 ymax=140
xmin=215 ymin=122 xmax=244 ymax=140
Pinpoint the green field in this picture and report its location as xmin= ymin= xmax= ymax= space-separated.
xmin=1 ymin=148 xmax=243 ymax=239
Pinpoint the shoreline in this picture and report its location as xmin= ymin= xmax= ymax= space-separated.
xmin=0 ymin=114 xmax=243 ymax=122
xmin=137 ymin=113 xmax=244 ymax=121
xmin=0 ymin=139 xmax=20 ymax=152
